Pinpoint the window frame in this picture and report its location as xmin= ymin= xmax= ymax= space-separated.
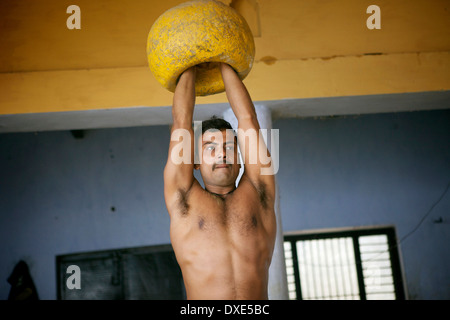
xmin=284 ymin=226 xmax=406 ymax=300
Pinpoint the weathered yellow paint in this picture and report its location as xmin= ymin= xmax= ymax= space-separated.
xmin=1 ymin=0 xmax=448 ymax=73
xmin=147 ymin=0 xmax=255 ymax=96
xmin=0 ymin=0 xmax=449 ymax=116
xmin=1 ymin=52 xmax=448 ymax=115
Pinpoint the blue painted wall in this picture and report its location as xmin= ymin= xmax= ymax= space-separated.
xmin=0 ymin=109 xmax=449 ymax=299
xmin=0 ymin=125 xmax=172 ymax=299
xmin=275 ymin=110 xmax=450 ymax=299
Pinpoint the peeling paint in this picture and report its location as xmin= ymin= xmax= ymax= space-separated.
xmin=259 ymin=56 xmax=277 ymax=65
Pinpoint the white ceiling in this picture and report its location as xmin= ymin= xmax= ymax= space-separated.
xmin=0 ymin=91 xmax=448 ymax=133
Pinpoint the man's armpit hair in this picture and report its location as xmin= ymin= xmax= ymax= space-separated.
xmin=257 ymin=181 xmax=269 ymax=210
xmin=177 ymin=188 xmax=190 ymax=216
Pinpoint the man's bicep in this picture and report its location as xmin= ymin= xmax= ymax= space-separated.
xmin=237 ymin=117 xmax=276 ymax=197
xmin=164 ymin=126 xmax=195 ymax=193
xmin=236 ymin=117 xmax=270 ymax=172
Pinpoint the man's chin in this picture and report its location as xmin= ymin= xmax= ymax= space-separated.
xmin=211 ymin=173 xmax=235 ymax=185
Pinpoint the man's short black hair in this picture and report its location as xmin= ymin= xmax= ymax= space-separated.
xmin=200 ymin=115 xmax=233 ymax=134
xmin=194 ymin=115 xmax=234 ymax=141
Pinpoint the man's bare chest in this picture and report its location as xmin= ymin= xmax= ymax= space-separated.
xmin=190 ymin=194 xmax=262 ymax=235
xmin=170 ymin=187 xmax=276 ymax=268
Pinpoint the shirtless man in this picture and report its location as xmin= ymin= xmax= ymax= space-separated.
xmin=164 ymin=62 xmax=276 ymax=300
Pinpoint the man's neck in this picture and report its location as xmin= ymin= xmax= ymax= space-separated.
xmin=205 ymin=185 xmax=236 ymax=197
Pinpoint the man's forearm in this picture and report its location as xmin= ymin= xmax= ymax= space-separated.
xmin=172 ymin=67 xmax=196 ymax=127
xmin=220 ymin=63 xmax=257 ymax=122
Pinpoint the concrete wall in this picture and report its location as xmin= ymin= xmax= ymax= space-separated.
xmin=1 ymin=109 xmax=449 ymax=299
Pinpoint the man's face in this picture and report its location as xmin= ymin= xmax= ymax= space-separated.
xmin=195 ymin=129 xmax=241 ymax=187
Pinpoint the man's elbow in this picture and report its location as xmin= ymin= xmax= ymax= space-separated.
xmin=237 ymin=114 xmax=259 ymax=129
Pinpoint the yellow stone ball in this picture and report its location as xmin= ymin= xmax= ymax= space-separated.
xmin=147 ymin=0 xmax=255 ymax=96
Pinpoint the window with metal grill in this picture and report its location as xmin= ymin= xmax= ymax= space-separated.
xmin=284 ymin=226 xmax=406 ymax=300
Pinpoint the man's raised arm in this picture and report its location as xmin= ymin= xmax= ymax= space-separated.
xmin=220 ymin=63 xmax=275 ymax=199
xmin=164 ymin=67 xmax=196 ymax=214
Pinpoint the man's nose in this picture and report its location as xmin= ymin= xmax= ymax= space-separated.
xmin=216 ymin=146 xmax=226 ymax=160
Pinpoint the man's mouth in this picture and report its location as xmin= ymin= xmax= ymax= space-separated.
xmin=213 ymin=163 xmax=230 ymax=170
